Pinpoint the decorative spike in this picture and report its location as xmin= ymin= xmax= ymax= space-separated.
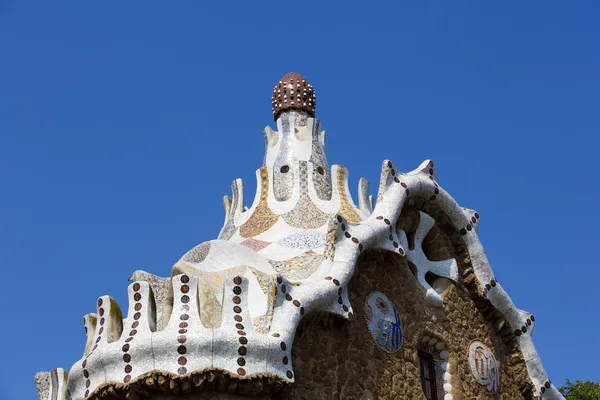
xmin=358 ymin=177 xmax=372 ymax=215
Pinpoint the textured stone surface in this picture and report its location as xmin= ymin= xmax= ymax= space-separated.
xmin=288 ymin=249 xmax=534 ymax=400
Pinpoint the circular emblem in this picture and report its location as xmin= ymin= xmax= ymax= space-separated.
xmin=364 ymin=292 xmax=402 ymax=352
xmin=468 ymin=341 xmax=500 ymax=392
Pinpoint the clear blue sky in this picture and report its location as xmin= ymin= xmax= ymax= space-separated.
xmin=1 ymin=2 xmax=598 ymax=398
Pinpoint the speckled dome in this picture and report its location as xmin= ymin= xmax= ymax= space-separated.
xmin=271 ymin=72 xmax=316 ymax=121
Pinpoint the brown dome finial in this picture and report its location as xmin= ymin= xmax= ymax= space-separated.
xmin=271 ymin=72 xmax=316 ymax=121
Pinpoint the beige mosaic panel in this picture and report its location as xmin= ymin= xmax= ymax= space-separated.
xmin=239 ymin=167 xmax=279 ymax=238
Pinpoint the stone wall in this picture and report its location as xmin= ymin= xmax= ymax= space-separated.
xmin=287 ymin=248 xmax=534 ymax=400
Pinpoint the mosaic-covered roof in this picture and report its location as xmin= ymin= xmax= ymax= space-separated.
xmin=35 ymin=72 xmax=564 ymax=400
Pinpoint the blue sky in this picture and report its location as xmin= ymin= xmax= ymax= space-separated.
xmin=1 ymin=2 xmax=598 ymax=398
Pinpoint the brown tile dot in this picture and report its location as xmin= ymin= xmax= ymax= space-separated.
xmin=376 ymin=216 xmax=383 ymax=220
xmin=235 ymin=323 xmax=244 ymax=330
xmin=83 ymin=370 xmax=89 ymax=378
xmin=180 ymin=285 xmax=189 ymax=293
xmin=324 ymin=276 xmax=332 ymax=280
xmin=96 ymin=336 xmax=101 ymax=344
xmin=179 ymin=322 xmax=188 ymax=328
xmin=98 ymin=327 xmax=104 ymax=335
xmin=351 ymin=237 xmax=359 ymax=243
xmin=82 ymin=360 xmax=87 ymax=368
xmin=272 ymin=333 xmax=280 ymax=337
xmin=180 ymin=275 xmax=189 ymax=283
xmin=286 ymin=370 xmax=293 ymax=379
xmin=125 ymin=337 xmax=134 ymax=343
xmin=100 ymin=317 xmax=105 ymax=326
xmin=134 ymin=303 xmax=142 ymax=311
xmin=134 ymin=312 xmax=141 ymax=320
xmin=401 ymin=182 xmax=407 ymax=188
xmin=122 ymin=344 xmax=130 ymax=352
xmin=233 ymin=306 xmax=242 ymax=314
xmin=178 ymin=329 xmax=187 ymax=334
xmin=178 ymin=356 xmax=187 ymax=365
xmin=234 ymin=315 xmax=243 ymax=322
xmin=178 ymin=367 xmax=187 ymax=375
xmin=238 ymin=330 xmax=247 ymax=336
xmin=99 ymin=308 xmax=105 ymax=316
xmin=86 ymin=379 xmax=90 ymax=387
xmin=133 ymin=293 xmax=141 ymax=301
xmin=123 ymin=375 xmax=131 ymax=383
xmin=233 ymin=276 xmax=242 ymax=285
xmin=123 ymin=354 xmax=131 ymax=363
xmin=133 ymin=283 xmax=140 ymax=291
xmin=283 ymin=356 xmax=288 ymax=365
xmin=178 ymin=335 xmax=186 ymax=344
xmin=238 ymin=346 xmax=247 ymax=356
xmin=177 ymin=345 xmax=187 ymax=354
xmin=129 ymin=329 xmax=137 ymax=336
xmin=293 ymin=300 xmax=301 ymax=307
xmin=124 ymin=364 xmax=132 ymax=373
xmin=97 ymin=298 xmax=103 ymax=307
xmin=239 ymin=337 xmax=248 ymax=345
xmin=131 ymin=321 xmax=139 ymax=329
xmin=237 ymin=368 xmax=246 ymax=376
xmin=237 ymin=357 xmax=246 ymax=366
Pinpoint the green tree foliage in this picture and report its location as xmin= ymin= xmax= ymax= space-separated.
xmin=559 ymin=380 xmax=600 ymax=400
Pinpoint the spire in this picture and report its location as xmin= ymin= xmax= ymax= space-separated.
xmin=271 ymin=72 xmax=316 ymax=121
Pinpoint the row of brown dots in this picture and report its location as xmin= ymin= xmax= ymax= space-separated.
xmin=540 ymin=379 xmax=552 ymax=395
xmin=276 ymin=276 xmax=305 ymax=316
xmin=323 ymin=275 xmax=354 ymax=319
xmin=269 ymin=330 xmax=293 ymax=379
xmin=481 ymin=276 xmax=498 ymax=297
xmin=123 ymin=283 xmax=143 ymax=383
xmin=387 ymin=160 xmax=411 ymax=199
xmin=374 ymin=215 xmax=406 ymax=256
xmin=337 ymin=215 xmax=364 ymax=251
xmin=460 ymin=212 xmax=480 ymax=236
xmin=426 ymin=161 xmax=441 ymax=201
xmin=176 ymin=275 xmax=191 ymax=375
xmin=514 ymin=314 xmax=535 ymax=337
xmin=232 ymin=276 xmax=248 ymax=377
xmin=82 ymin=299 xmax=105 ymax=397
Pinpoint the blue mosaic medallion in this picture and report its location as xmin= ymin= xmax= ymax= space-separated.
xmin=364 ymin=292 xmax=402 ymax=353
